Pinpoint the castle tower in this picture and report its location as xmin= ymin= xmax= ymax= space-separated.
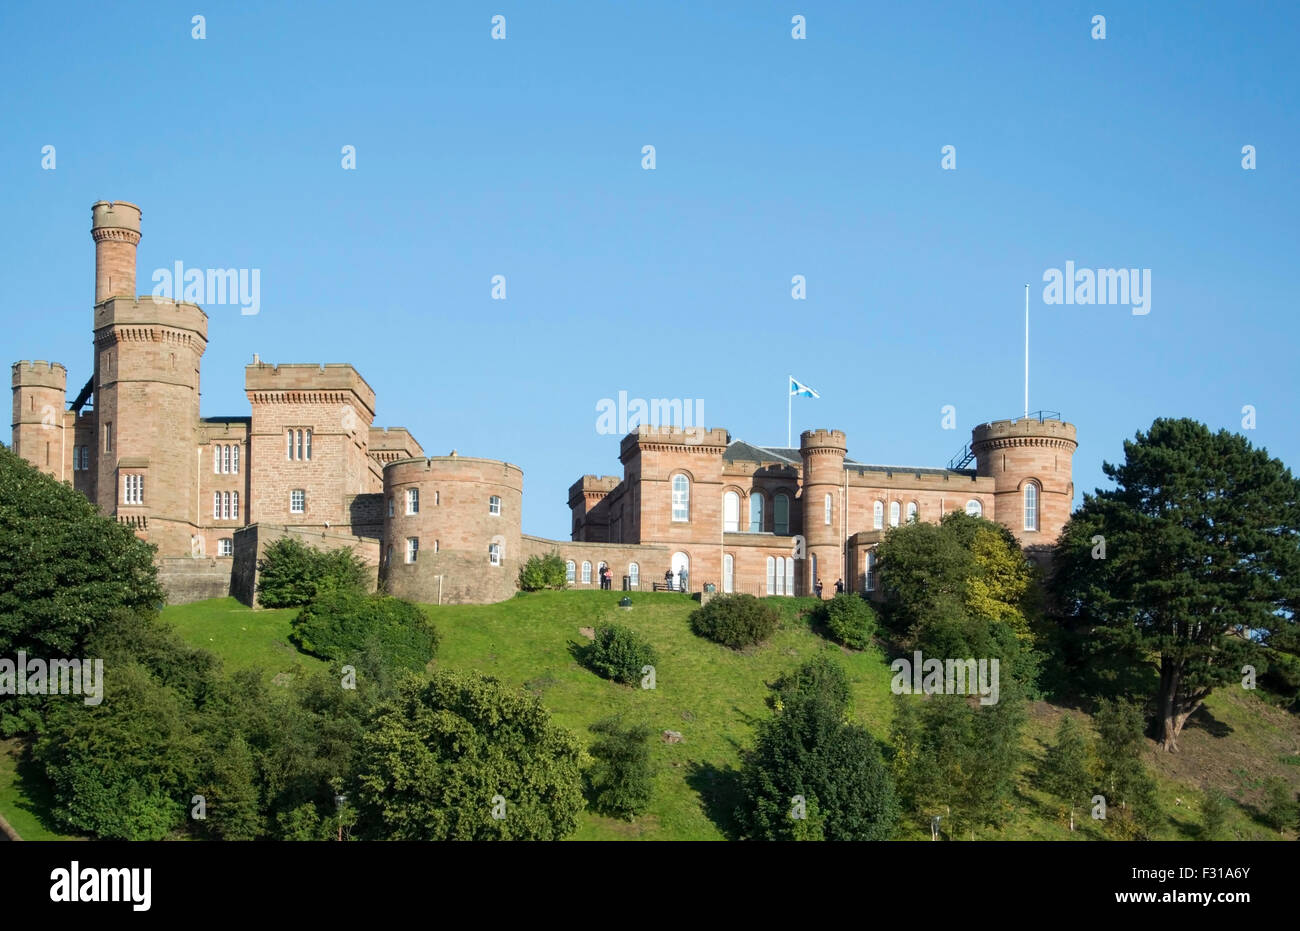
xmin=91 ymin=201 xmax=208 ymax=553
xmin=11 ymin=361 xmax=68 ymax=480
xmin=92 ymin=201 xmax=142 ymax=303
xmin=971 ymin=415 xmax=1077 ymax=553
xmin=799 ymin=429 xmax=847 ymax=597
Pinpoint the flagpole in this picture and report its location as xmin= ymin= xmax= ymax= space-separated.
xmin=787 ymin=376 xmax=792 ymax=447
xmin=1024 ymin=284 xmax=1029 ymax=419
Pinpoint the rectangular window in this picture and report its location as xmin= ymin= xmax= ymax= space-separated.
xmin=223 ymin=445 xmax=231 ymax=474
xmin=290 ymin=489 xmax=305 ymax=514
xmin=104 ymin=422 xmax=113 ymax=452
xmin=407 ymin=488 xmax=419 ymax=515
xmin=824 ymin=493 xmax=832 ymax=526
xmin=232 ymin=491 xmax=239 ymax=520
xmin=305 ymin=429 xmax=312 ymax=461
xmin=287 ymin=430 xmax=293 ymax=460
xmin=218 ymin=538 xmax=233 ymax=557
xmin=388 ymin=497 xmax=394 ymax=517
xmin=489 ymin=495 xmax=501 ymax=516
xmin=214 ymin=446 xmax=221 ymax=474
xmin=765 ymin=556 xmax=775 ymax=595
xmin=221 ymin=491 xmax=230 ymax=520
xmin=489 ymin=542 xmax=501 ymax=566
xmin=232 ymin=445 xmax=239 ymax=474
xmin=122 ymin=474 xmax=143 ymax=505
xmin=213 ymin=492 xmax=221 ymax=519
xmin=864 ymin=551 xmax=876 ymax=592
xmin=406 ymin=537 xmax=419 ymax=563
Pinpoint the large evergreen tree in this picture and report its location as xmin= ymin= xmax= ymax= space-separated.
xmin=1053 ymin=419 xmax=1300 ymax=750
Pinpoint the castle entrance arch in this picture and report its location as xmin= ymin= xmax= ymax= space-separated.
xmin=671 ymin=551 xmax=689 ymax=589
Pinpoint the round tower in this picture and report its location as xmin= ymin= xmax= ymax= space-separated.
xmin=382 ymin=455 xmax=524 ymax=604
xmin=799 ymin=429 xmax=847 ymax=597
xmin=91 ymin=201 xmax=208 ymax=554
xmin=11 ymin=361 xmax=67 ymax=479
xmin=91 ymin=201 xmax=141 ymax=304
xmin=970 ymin=416 xmax=1077 ymax=549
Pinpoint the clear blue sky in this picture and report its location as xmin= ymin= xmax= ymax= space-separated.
xmin=3 ymin=1 xmax=1297 ymax=538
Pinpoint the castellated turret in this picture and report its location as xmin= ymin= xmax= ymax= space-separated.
xmin=11 ymin=361 xmax=68 ymax=479
xmin=799 ymin=428 xmax=847 ymax=597
xmin=91 ymin=202 xmax=209 ymax=553
xmin=91 ymin=201 xmax=142 ymax=304
xmin=971 ymin=415 xmax=1077 ymax=550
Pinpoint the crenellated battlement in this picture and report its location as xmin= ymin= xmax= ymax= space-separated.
xmin=972 ymin=417 xmax=1077 ymax=451
xmin=12 ymin=361 xmax=68 ymax=388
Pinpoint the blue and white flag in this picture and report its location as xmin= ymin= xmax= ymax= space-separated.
xmin=789 ymin=376 xmax=820 ymax=399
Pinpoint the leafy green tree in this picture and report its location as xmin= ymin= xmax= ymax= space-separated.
xmin=1039 ymin=715 xmax=1091 ymax=831
xmin=34 ymin=662 xmax=203 ymax=840
xmin=1092 ymin=698 xmax=1160 ymax=839
xmin=581 ymin=624 xmax=657 ymax=685
xmin=355 ymin=671 xmax=584 ymax=840
xmin=256 ymin=537 xmax=369 ymax=608
xmin=737 ymin=659 xmax=897 ymax=840
xmin=771 ymin=653 xmax=851 ymax=713
xmin=818 ymin=593 xmax=877 ymax=649
xmin=0 ymin=444 xmax=163 ymax=657
xmin=1261 ymin=778 xmax=1299 ymax=836
xmin=518 ymin=552 xmax=568 ymax=591
xmin=1200 ymin=789 xmax=1230 ymax=840
xmin=291 ymin=581 xmax=438 ymax=673
xmin=1053 ymin=419 xmax=1300 ymax=750
xmin=689 ymin=594 xmax=779 ymax=649
xmin=201 ymin=734 xmax=263 ymax=840
xmin=587 ymin=716 xmax=654 ymax=820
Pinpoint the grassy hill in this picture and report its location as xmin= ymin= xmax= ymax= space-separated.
xmin=3 ymin=589 xmax=1296 ymax=840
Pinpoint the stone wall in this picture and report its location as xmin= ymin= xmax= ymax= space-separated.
xmin=157 ymin=556 xmax=232 ymax=605
xmin=231 ymin=522 xmax=380 ymax=608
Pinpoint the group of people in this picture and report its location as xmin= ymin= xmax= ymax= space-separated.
xmin=812 ymin=577 xmax=846 ymax=598
xmin=664 ymin=567 xmax=689 ymax=592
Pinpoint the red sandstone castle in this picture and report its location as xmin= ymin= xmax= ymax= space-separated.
xmin=10 ymin=201 xmax=1077 ymax=605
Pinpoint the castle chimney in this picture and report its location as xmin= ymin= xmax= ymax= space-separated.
xmin=91 ymin=201 xmax=142 ymax=304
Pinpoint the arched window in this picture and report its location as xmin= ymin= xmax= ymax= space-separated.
xmin=723 ymin=554 xmax=734 ymax=593
xmin=906 ymin=501 xmax=918 ymax=523
xmin=864 ymin=550 xmax=877 ymax=592
xmin=748 ymin=493 xmax=764 ymax=533
xmin=581 ymin=561 xmax=592 ymax=583
xmin=723 ymin=491 xmax=740 ymax=532
xmin=231 ymin=491 xmax=239 ymax=520
xmin=889 ymin=501 xmax=900 ymax=527
xmin=1023 ymin=482 xmax=1039 ymax=531
xmin=775 ymin=555 xmax=787 ymax=595
xmin=565 ymin=560 xmax=576 ymax=583
xmin=488 ymin=542 xmax=502 ymax=566
xmin=629 ymin=562 xmax=639 ymax=587
xmin=785 ymin=557 xmax=794 ymax=596
xmin=966 ymin=499 xmax=983 ymax=517
xmin=765 ymin=556 xmax=775 ymax=595
xmin=671 ymin=475 xmax=690 ymax=522
xmin=824 ymin=493 xmax=833 ymax=525
xmin=774 ymin=493 xmax=790 ymax=535
xmin=873 ymin=500 xmax=884 ymax=530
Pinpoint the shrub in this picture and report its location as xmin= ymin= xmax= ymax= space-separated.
xmin=771 ymin=653 xmax=851 ymax=712
xmin=819 ymin=593 xmax=876 ymax=649
xmin=256 ymin=537 xmax=369 ymax=608
xmin=291 ymin=582 xmax=438 ymax=673
xmin=583 ymin=624 xmax=657 ymax=685
xmin=689 ymin=594 xmax=779 ymax=649
xmin=519 ymin=552 xmax=569 ymax=592
xmin=587 ymin=716 xmax=654 ymax=820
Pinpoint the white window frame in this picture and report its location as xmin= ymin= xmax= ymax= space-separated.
xmin=629 ymin=562 xmax=639 ymax=588
xmin=489 ymin=495 xmax=501 ymax=516
xmin=873 ymin=500 xmax=883 ymax=530
xmin=906 ymin=501 xmax=918 ymax=523
xmin=765 ymin=556 xmax=775 ymax=595
xmin=122 ymin=474 xmax=143 ymax=505
xmin=406 ymin=537 xmax=419 ymax=563
xmin=864 ymin=550 xmax=876 ymax=592
xmin=723 ymin=491 xmax=740 ymax=533
xmin=966 ymin=498 xmax=983 ymax=518
xmin=671 ymin=475 xmax=690 ymax=522
xmin=581 ymin=561 xmax=592 ymax=584
xmin=1024 ymin=482 xmax=1039 ymax=531
xmin=213 ymin=491 xmax=221 ymax=520
xmin=723 ymin=554 xmax=734 ymax=593
xmin=749 ymin=493 xmax=764 ymax=533
xmin=824 ymin=493 xmax=833 ymax=526
xmin=489 ymin=542 xmax=502 ymax=566
xmin=218 ymin=538 xmax=233 ymax=557
xmin=889 ymin=501 xmax=900 ymax=527
xmin=566 ymin=560 xmax=576 ymax=583
xmin=290 ymin=489 xmax=305 ymax=514
xmin=231 ymin=491 xmax=239 ymax=520
xmin=407 ymin=488 xmax=419 ymax=515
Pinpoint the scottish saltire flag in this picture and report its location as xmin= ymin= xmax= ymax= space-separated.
xmin=790 ymin=376 xmax=820 ymax=399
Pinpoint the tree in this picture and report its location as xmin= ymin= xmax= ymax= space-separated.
xmin=1092 ymin=698 xmax=1160 ymax=839
xmin=581 ymin=624 xmax=657 ymax=685
xmin=689 ymin=594 xmax=779 ymax=649
xmin=290 ymin=581 xmax=437 ymax=673
xmin=256 ymin=537 xmax=369 ymax=608
xmin=355 ymin=671 xmax=584 ymax=840
xmin=518 ymin=553 xmax=568 ymax=591
xmin=0 ymin=444 xmax=162 ymax=657
xmin=1200 ymin=789 xmax=1230 ymax=840
xmin=587 ymin=716 xmax=654 ymax=820
xmin=1053 ymin=419 xmax=1300 ymax=751
xmin=1039 ymin=715 xmax=1091 ymax=831
xmin=818 ymin=593 xmax=877 ymax=649
xmin=737 ymin=658 xmax=898 ymax=840
xmin=201 ymin=734 xmax=263 ymax=840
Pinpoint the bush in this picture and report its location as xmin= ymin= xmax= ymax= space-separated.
xmin=256 ymin=537 xmax=369 ymax=608
xmin=582 ymin=623 xmax=658 ymax=685
xmin=771 ymin=653 xmax=851 ymax=712
xmin=689 ymin=594 xmax=779 ymax=649
xmin=518 ymin=552 xmax=569 ymax=592
xmin=819 ymin=593 xmax=876 ymax=649
xmin=291 ymin=582 xmax=438 ymax=674
xmin=587 ymin=716 xmax=654 ymax=820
